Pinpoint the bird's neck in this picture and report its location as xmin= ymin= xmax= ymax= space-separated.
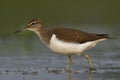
xmin=34 ymin=27 xmax=52 ymax=45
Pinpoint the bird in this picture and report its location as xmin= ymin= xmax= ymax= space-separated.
xmin=15 ymin=19 xmax=114 ymax=71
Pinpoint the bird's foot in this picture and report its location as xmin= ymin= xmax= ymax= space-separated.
xmin=65 ymin=68 xmax=71 ymax=72
xmin=90 ymin=67 xmax=97 ymax=71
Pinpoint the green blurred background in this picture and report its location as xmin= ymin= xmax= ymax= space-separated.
xmin=0 ymin=1 xmax=120 ymax=79
xmin=0 ymin=0 xmax=120 ymax=37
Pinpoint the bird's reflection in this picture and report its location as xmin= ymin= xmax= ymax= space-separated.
xmin=66 ymin=70 xmax=93 ymax=80
xmin=47 ymin=68 xmax=93 ymax=80
xmin=66 ymin=71 xmax=72 ymax=80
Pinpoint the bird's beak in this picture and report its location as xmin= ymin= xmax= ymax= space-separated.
xmin=14 ymin=26 xmax=28 ymax=34
xmin=14 ymin=29 xmax=22 ymax=33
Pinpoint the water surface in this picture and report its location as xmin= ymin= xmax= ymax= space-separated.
xmin=0 ymin=36 xmax=120 ymax=80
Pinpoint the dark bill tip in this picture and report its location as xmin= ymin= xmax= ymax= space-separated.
xmin=14 ymin=29 xmax=22 ymax=34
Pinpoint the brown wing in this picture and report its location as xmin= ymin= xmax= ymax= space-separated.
xmin=51 ymin=27 xmax=109 ymax=43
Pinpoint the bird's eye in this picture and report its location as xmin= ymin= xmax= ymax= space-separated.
xmin=31 ymin=22 xmax=35 ymax=25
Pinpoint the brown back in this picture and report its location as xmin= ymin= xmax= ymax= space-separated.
xmin=50 ymin=27 xmax=109 ymax=43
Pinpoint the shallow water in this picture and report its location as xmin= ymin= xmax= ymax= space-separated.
xmin=0 ymin=37 xmax=120 ymax=80
xmin=0 ymin=56 xmax=120 ymax=80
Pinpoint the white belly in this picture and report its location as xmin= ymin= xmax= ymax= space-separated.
xmin=49 ymin=34 xmax=106 ymax=55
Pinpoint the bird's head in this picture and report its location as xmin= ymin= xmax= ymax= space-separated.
xmin=15 ymin=19 xmax=43 ymax=33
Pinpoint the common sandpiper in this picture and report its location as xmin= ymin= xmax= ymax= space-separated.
xmin=15 ymin=19 xmax=114 ymax=71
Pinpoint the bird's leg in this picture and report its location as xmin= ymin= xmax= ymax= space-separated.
xmin=65 ymin=55 xmax=72 ymax=71
xmin=82 ymin=53 xmax=96 ymax=71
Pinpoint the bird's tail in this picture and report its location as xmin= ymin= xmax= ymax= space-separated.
xmin=96 ymin=34 xmax=116 ymax=39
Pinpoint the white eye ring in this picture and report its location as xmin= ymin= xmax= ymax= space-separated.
xmin=31 ymin=22 xmax=36 ymax=25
